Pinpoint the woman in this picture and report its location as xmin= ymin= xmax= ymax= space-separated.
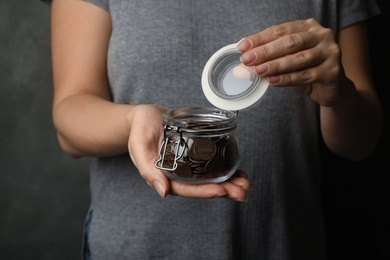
xmin=45 ymin=0 xmax=383 ymax=259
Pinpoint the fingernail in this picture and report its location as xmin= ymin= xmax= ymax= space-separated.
xmin=217 ymin=192 xmax=228 ymax=197
xmin=154 ymin=180 xmax=166 ymax=199
xmin=255 ymin=64 xmax=269 ymax=75
xmin=240 ymin=51 xmax=256 ymax=65
xmin=268 ymin=76 xmax=281 ymax=84
xmin=236 ymin=197 xmax=248 ymax=202
xmin=232 ymin=64 xmax=256 ymax=81
xmin=243 ymin=185 xmax=252 ymax=191
xmin=237 ymin=39 xmax=252 ymax=52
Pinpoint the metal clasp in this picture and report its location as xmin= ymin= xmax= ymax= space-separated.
xmin=155 ymin=126 xmax=186 ymax=172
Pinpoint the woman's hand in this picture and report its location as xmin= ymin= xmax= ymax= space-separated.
xmin=237 ymin=19 xmax=383 ymax=161
xmin=237 ymin=18 xmax=347 ymax=107
xmin=127 ymin=104 xmax=251 ymax=201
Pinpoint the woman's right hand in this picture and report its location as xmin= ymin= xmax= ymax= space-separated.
xmin=127 ymin=104 xmax=251 ymax=201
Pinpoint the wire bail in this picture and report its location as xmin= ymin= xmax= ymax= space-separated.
xmin=155 ymin=126 xmax=186 ymax=172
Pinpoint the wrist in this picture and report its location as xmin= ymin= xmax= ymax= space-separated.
xmin=125 ymin=105 xmax=137 ymax=134
xmin=335 ymin=77 xmax=359 ymax=108
xmin=321 ymin=75 xmax=359 ymax=110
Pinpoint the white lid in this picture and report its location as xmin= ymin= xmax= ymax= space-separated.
xmin=202 ymin=42 xmax=269 ymax=111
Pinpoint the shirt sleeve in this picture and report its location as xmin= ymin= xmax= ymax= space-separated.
xmin=39 ymin=0 xmax=109 ymax=13
xmin=82 ymin=0 xmax=109 ymax=13
xmin=338 ymin=0 xmax=381 ymax=29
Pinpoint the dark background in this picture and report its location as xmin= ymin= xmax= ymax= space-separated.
xmin=322 ymin=1 xmax=390 ymax=259
xmin=0 ymin=0 xmax=388 ymax=259
xmin=0 ymin=1 xmax=91 ymax=259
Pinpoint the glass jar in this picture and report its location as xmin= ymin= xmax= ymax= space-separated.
xmin=155 ymin=40 xmax=269 ymax=184
xmin=155 ymin=107 xmax=239 ymax=184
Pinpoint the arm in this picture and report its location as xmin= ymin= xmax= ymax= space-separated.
xmin=51 ymin=0 xmax=130 ymax=157
xmin=320 ymin=23 xmax=383 ymax=161
xmin=51 ymin=0 xmax=250 ymax=199
xmin=237 ymin=19 xmax=383 ymax=161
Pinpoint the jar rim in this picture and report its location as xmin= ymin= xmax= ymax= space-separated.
xmin=162 ymin=107 xmax=237 ymax=132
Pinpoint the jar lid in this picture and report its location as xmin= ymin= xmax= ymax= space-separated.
xmin=202 ymin=41 xmax=269 ymax=111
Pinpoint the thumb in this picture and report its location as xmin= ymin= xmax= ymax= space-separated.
xmin=129 ymin=134 xmax=170 ymax=199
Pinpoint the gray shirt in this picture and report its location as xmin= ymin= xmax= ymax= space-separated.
xmin=51 ymin=0 xmax=380 ymax=259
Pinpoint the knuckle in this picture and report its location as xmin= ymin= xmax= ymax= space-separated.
xmin=323 ymin=44 xmax=341 ymax=65
xmin=306 ymin=18 xmax=319 ymax=25
xmin=269 ymin=60 xmax=281 ymax=72
xmin=301 ymin=69 xmax=314 ymax=82
xmin=295 ymin=52 xmax=308 ymax=66
xmin=322 ymin=28 xmax=336 ymax=41
xmin=330 ymin=44 xmax=341 ymax=58
xmin=259 ymin=44 xmax=271 ymax=58
xmin=283 ymin=34 xmax=300 ymax=49
xmin=270 ymin=24 xmax=285 ymax=37
xmin=327 ymin=65 xmax=341 ymax=80
xmin=252 ymin=33 xmax=262 ymax=44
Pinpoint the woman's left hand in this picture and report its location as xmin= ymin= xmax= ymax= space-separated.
xmin=237 ymin=18 xmax=348 ymax=107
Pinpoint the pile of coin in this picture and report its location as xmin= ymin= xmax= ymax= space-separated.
xmin=161 ymin=135 xmax=237 ymax=180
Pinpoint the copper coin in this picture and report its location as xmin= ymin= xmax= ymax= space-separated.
xmin=191 ymin=138 xmax=217 ymax=161
xmin=188 ymin=156 xmax=206 ymax=164
xmin=205 ymin=157 xmax=226 ymax=176
xmin=192 ymin=166 xmax=206 ymax=174
xmin=174 ymin=161 xmax=193 ymax=178
xmin=220 ymin=142 xmax=228 ymax=158
xmin=213 ymin=136 xmax=224 ymax=144
xmin=224 ymin=142 xmax=238 ymax=168
xmin=161 ymin=156 xmax=174 ymax=168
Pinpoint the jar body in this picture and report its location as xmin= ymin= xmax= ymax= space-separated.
xmin=155 ymin=108 xmax=239 ymax=184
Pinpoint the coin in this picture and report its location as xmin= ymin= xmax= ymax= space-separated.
xmin=213 ymin=136 xmax=224 ymax=144
xmin=174 ymin=161 xmax=193 ymax=178
xmin=162 ymin=160 xmax=173 ymax=169
xmin=205 ymin=157 xmax=226 ymax=176
xmin=192 ymin=166 xmax=206 ymax=174
xmin=188 ymin=156 xmax=207 ymax=165
xmin=191 ymin=138 xmax=217 ymax=161
xmin=223 ymin=141 xmax=238 ymax=168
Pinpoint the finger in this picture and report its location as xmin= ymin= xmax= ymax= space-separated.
xmin=232 ymin=64 xmax=257 ymax=81
xmin=266 ymin=61 xmax=335 ymax=87
xmin=232 ymin=169 xmax=249 ymax=179
xmin=227 ymin=169 xmax=251 ymax=190
xmin=168 ymin=170 xmax=250 ymax=199
xmin=228 ymin=176 xmax=251 ymax=191
xmin=240 ymin=31 xmax=318 ymax=66
xmin=254 ymin=48 xmax=324 ymax=77
xmin=169 ymin=181 xmax=228 ymax=199
xmin=220 ymin=182 xmax=248 ymax=202
xmin=237 ymin=19 xmax=314 ymax=53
